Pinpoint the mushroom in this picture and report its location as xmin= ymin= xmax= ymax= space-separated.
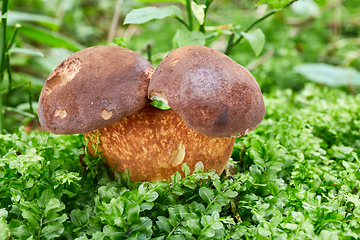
xmin=38 ymin=45 xmax=154 ymax=134
xmin=148 ymin=45 xmax=265 ymax=138
xmin=38 ymin=45 xmax=265 ymax=183
xmin=83 ymin=105 xmax=235 ymax=182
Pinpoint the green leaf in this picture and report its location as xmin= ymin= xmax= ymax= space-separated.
xmin=0 ymin=209 xmax=8 ymax=218
xmin=256 ymin=0 xmax=294 ymax=9
xmin=150 ymin=100 xmax=171 ymax=110
xmin=124 ymin=6 xmax=181 ymax=25
xmin=0 ymin=218 xmax=9 ymax=240
xmin=12 ymin=225 xmax=34 ymax=239
xmin=210 ymin=221 xmax=223 ymax=230
xmin=18 ymin=23 xmax=84 ymax=51
xmin=290 ymin=0 xmax=320 ymax=17
xmin=144 ymin=191 xmax=159 ymax=202
xmin=191 ymin=1 xmax=206 ymax=25
xmin=201 ymin=227 xmax=215 ymax=237
xmin=41 ymin=222 xmax=64 ymax=240
xmin=241 ymin=29 xmax=265 ymax=56
xmin=8 ymin=47 xmax=44 ymax=57
xmin=186 ymin=219 xmax=201 ymax=234
xmin=156 ymin=216 xmax=171 ymax=233
xmin=44 ymin=198 xmax=65 ymax=217
xmin=223 ymin=190 xmax=238 ymax=198
xmin=7 ymin=11 xmax=60 ymax=30
xmin=173 ymin=30 xmax=206 ymax=47
xmin=181 ymin=163 xmax=191 ymax=177
xmin=294 ymin=63 xmax=360 ymax=86
xmin=37 ymin=189 xmax=54 ymax=208
xmin=136 ymin=0 xmax=185 ymax=3
xmin=194 ymin=161 xmax=204 ymax=172
xmin=125 ymin=203 xmax=140 ymax=225
xmin=199 ymin=187 xmax=214 ymax=203
xmin=129 ymin=217 xmax=153 ymax=237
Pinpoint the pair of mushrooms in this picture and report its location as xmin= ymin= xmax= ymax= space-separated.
xmin=38 ymin=45 xmax=265 ymax=182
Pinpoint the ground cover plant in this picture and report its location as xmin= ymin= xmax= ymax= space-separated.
xmin=1 ymin=0 xmax=360 ymax=239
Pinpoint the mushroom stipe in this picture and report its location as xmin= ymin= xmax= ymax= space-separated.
xmin=38 ymin=45 xmax=265 ymax=182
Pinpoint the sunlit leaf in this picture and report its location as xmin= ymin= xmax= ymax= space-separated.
xmin=241 ymin=29 xmax=265 ymax=56
xmin=124 ymin=6 xmax=182 ymax=25
xmin=294 ymin=63 xmax=360 ymax=86
xmin=18 ymin=24 xmax=84 ymax=51
xmin=8 ymin=47 xmax=44 ymax=57
xmin=191 ymin=1 xmax=206 ymax=25
xmin=7 ymin=11 xmax=60 ymax=31
xmin=199 ymin=187 xmax=214 ymax=203
xmin=173 ymin=30 xmax=206 ymax=47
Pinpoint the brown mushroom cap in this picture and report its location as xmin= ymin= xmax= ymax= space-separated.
xmin=38 ymin=45 xmax=154 ymax=134
xmin=148 ymin=45 xmax=265 ymax=138
xmin=84 ymin=105 xmax=235 ymax=182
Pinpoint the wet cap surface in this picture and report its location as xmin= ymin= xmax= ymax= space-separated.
xmin=148 ymin=45 xmax=265 ymax=137
xmin=38 ymin=45 xmax=154 ymax=134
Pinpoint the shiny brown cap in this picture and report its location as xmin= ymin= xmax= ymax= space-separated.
xmin=148 ymin=45 xmax=265 ymax=138
xmin=38 ymin=45 xmax=154 ymax=134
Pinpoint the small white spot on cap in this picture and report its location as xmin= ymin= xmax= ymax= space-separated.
xmin=101 ymin=109 xmax=113 ymax=120
xmin=54 ymin=109 xmax=67 ymax=119
xmin=171 ymin=141 xmax=185 ymax=167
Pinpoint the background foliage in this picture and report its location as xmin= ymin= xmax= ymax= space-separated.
xmin=1 ymin=0 xmax=360 ymax=239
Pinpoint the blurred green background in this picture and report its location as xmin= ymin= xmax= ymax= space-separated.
xmin=2 ymin=0 xmax=359 ymax=133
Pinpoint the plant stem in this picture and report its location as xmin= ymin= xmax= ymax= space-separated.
xmin=0 ymin=0 xmax=9 ymax=133
xmin=225 ymin=0 xmax=299 ymax=55
xmin=175 ymin=16 xmax=191 ymax=31
xmin=199 ymin=0 xmax=213 ymax=33
xmin=185 ymin=0 xmax=193 ymax=31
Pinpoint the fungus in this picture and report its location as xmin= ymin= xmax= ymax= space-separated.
xmin=38 ymin=45 xmax=265 ymax=182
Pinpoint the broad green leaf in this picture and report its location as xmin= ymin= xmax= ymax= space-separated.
xmin=18 ymin=24 xmax=84 ymax=52
xmin=150 ymin=100 xmax=171 ymax=110
xmin=124 ymin=6 xmax=181 ymax=25
xmin=0 ymin=218 xmax=9 ymax=240
xmin=257 ymin=0 xmax=294 ymax=9
xmin=103 ymin=225 xmax=127 ymax=238
xmin=37 ymin=189 xmax=54 ymax=208
xmin=12 ymin=225 xmax=34 ymax=239
xmin=144 ymin=191 xmax=159 ymax=202
xmin=0 ymin=209 xmax=7 ymax=218
xmin=156 ymin=216 xmax=171 ymax=233
xmin=294 ymin=63 xmax=360 ymax=86
xmin=70 ymin=209 xmax=87 ymax=227
xmin=191 ymin=1 xmax=206 ymax=25
xmin=173 ymin=30 xmax=206 ymax=47
xmin=186 ymin=219 xmax=201 ymax=234
xmin=43 ymin=213 xmax=67 ymax=225
xmin=241 ymin=29 xmax=265 ymax=56
xmin=40 ymin=222 xmax=64 ymax=240
xmin=8 ymin=47 xmax=44 ymax=57
xmin=199 ymin=187 xmax=214 ymax=203
xmin=136 ymin=0 xmax=185 ymax=3
xmin=201 ymin=227 xmax=215 ymax=237
xmin=44 ymin=198 xmax=65 ymax=217
xmin=138 ymin=183 xmax=147 ymax=195
xmin=210 ymin=221 xmax=223 ymax=230
xmin=223 ymin=190 xmax=238 ymax=198
xmin=194 ymin=161 xmax=204 ymax=172
xmin=125 ymin=203 xmax=140 ymax=225
xmin=290 ymin=0 xmax=320 ymax=17
xmin=8 ymin=11 xmax=60 ymax=31
xmin=181 ymin=163 xmax=191 ymax=177
xmin=140 ymin=202 xmax=153 ymax=211
xmin=129 ymin=217 xmax=153 ymax=236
